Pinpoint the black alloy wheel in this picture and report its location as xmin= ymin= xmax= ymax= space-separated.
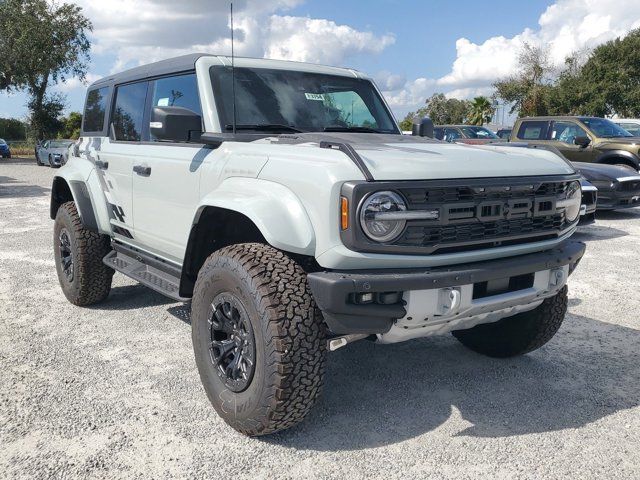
xmin=58 ymin=228 xmax=74 ymax=282
xmin=208 ymin=292 xmax=256 ymax=392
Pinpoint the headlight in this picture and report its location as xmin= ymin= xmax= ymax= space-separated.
xmin=359 ymin=191 xmax=407 ymax=242
xmin=559 ymin=181 xmax=581 ymax=223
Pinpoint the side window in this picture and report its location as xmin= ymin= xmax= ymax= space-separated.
xmin=112 ymin=82 xmax=148 ymax=142
xmin=517 ymin=121 xmax=548 ymax=140
xmin=548 ymin=121 xmax=588 ymax=144
xmin=149 ymin=73 xmax=202 ymax=142
xmin=83 ymin=87 xmax=109 ymax=133
xmin=434 ymin=128 xmax=444 ymax=140
xmin=444 ymin=127 xmax=461 ymax=141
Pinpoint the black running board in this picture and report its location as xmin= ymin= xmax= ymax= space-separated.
xmin=103 ymin=250 xmax=189 ymax=302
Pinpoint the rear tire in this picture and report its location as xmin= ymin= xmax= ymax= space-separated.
xmin=452 ymin=286 xmax=568 ymax=358
xmin=54 ymin=202 xmax=113 ymax=306
xmin=191 ymin=243 xmax=327 ymax=436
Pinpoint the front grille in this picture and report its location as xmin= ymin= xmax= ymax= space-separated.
xmin=400 ymin=214 xmax=565 ymax=251
xmin=618 ymin=180 xmax=640 ymax=192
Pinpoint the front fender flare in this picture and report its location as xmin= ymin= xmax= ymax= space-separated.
xmin=596 ymin=149 xmax=640 ymax=169
xmin=195 ymin=178 xmax=316 ymax=255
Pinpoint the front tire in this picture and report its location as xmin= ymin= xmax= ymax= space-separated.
xmin=191 ymin=243 xmax=327 ymax=436
xmin=53 ymin=202 xmax=113 ymax=306
xmin=452 ymin=286 xmax=568 ymax=358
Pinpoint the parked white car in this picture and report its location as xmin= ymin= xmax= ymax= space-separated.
xmin=36 ymin=139 xmax=75 ymax=167
xmin=50 ymin=54 xmax=585 ymax=436
xmin=612 ymin=119 xmax=640 ymax=136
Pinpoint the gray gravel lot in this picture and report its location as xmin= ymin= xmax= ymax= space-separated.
xmin=1 ymin=159 xmax=639 ymax=479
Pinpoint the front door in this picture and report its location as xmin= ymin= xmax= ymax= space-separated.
xmin=130 ymin=73 xmax=207 ymax=263
xmin=547 ymin=120 xmax=595 ymax=162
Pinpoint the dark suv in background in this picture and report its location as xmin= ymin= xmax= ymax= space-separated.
xmin=509 ymin=116 xmax=640 ymax=171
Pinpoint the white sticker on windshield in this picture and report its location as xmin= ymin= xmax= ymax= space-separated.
xmin=157 ymin=98 xmax=170 ymax=107
xmin=305 ymin=93 xmax=326 ymax=101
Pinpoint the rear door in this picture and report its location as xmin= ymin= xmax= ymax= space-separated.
xmin=97 ymin=81 xmax=149 ymax=242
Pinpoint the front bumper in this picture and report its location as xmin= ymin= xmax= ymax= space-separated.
xmin=307 ymin=240 xmax=585 ymax=336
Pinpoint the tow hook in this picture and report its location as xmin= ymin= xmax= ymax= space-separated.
xmin=327 ymin=334 xmax=370 ymax=352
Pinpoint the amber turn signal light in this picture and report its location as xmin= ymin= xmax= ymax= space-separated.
xmin=340 ymin=197 xmax=349 ymax=230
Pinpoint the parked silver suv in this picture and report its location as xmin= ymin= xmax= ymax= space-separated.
xmin=50 ymin=54 xmax=585 ymax=435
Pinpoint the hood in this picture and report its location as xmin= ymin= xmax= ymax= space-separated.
xmin=595 ymin=137 xmax=640 ymax=147
xmin=48 ymin=147 xmax=70 ymax=155
xmin=272 ymin=133 xmax=575 ymax=180
xmin=573 ymin=162 xmax=638 ymax=181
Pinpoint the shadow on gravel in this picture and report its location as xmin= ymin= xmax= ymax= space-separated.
xmin=92 ymin=284 xmax=174 ymax=310
xmin=573 ymin=224 xmax=628 ymax=242
xmin=263 ymin=313 xmax=640 ymax=451
xmin=167 ymin=304 xmax=192 ymax=325
xmin=0 ymin=175 xmax=49 ymax=198
xmin=595 ymin=209 xmax=640 ymax=221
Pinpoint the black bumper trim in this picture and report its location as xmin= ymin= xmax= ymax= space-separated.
xmin=308 ymin=240 xmax=586 ymax=335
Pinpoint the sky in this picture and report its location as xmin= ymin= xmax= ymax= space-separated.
xmin=1 ymin=0 xmax=640 ymax=123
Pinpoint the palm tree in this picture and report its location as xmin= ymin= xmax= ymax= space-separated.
xmin=468 ymin=96 xmax=494 ymax=126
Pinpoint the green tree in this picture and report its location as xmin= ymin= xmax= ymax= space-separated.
xmin=468 ymin=96 xmax=494 ymax=125
xmin=0 ymin=117 xmax=27 ymax=140
xmin=559 ymin=29 xmax=640 ymax=117
xmin=0 ymin=0 xmax=92 ymax=139
xmin=493 ymin=43 xmax=555 ymax=117
xmin=27 ymin=93 xmax=64 ymax=139
xmin=400 ymin=93 xmax=471 ymax=129
xmin=58 ymin=111 xmax=83 ymax=139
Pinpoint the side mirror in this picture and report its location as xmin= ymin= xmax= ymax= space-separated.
xmin=574 ymin=136 xmax=591 ymax=148
xmin=150 ymin=106 xmax=202 ymax=142
xmin=412 ymin=116 xmax=434 ymax=138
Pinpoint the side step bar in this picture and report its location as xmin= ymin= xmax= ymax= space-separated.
xmin=103 ymin=248 xmax=189 ymax=302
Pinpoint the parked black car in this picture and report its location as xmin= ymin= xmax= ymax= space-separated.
xmin=573 ymin=162 xmax=640 ymax=210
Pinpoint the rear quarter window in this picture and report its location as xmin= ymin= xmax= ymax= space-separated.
xmin=82 ymin=87 xmax=110 ymax=134
xmin=517 ymin=121 xmax=548 ymax=140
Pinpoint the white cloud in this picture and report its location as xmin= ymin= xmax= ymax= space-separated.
xmin=54 ymin=73 xmax=102 ymax=92
xmin=72 ymin=0 xmax=394 ymax=71
xmin=385 ymin=0 xmax=640 ymax=117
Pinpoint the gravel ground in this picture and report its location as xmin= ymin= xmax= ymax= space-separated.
xmin=1 ymin=159 xmax=639 ymax=479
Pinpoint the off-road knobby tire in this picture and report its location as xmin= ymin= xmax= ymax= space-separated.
xmin=191 ymin=243 xmax=327 ymax=436
xmin=452 ymin=286 xmax=568 ymax=358
xmin=54 ymin=202 xmax=113 ymax=306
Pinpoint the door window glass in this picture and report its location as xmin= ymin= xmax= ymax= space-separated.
xmin=112 ymin=82 xmax=148 ymax=141
xmin=516 ymin=121 xmax=547 ymax=140
xmin=549 ymin=122 xmax=588 ymax=144
xmin=83 ymin=87 xmax=110 ymax=133
xmin=444 ymin=128 xmax=462 ymax=141
xmin=149 ymin=74 xmax=202 ymax=141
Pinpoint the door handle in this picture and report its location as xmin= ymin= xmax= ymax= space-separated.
xmin=133 ymin=165 xmax=151 ymax=176
xmin=95 ymin=160 xmax=109 ymax=170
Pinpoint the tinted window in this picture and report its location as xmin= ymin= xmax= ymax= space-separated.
xmin=112 ymin=82 xmax=148 ymax=141
xmin=149 ymin=74 xmax=202 ymax=141
xmin=83 ymin=87 xmax=109 ymax=133
xmin=548 ymin=121 xmax=588 ymax=144
xmin=433 ymin=128 xmax=444 ymax=140
xmin=517 ymin=121 xmax=547 ymax=140
xmin=444 ymin=127 xmax=462 ymax=141
xmin=460 ymin=126 xmax=498 ymax=139
xmin=210 ymin=66 xmax=398 ymax=133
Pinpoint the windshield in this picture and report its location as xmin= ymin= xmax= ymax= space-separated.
xmin=460 ymin=126 xmax=498 ymax=139
xmin=49 ymin=140 xmax=74 ymax=148
xmin=210 ymin=66 xmax=399 ymax=134
xmin=617 ymin=122 xmax=640 ymax=136
xmin=579 ymin=117 xmax=633 ymax=138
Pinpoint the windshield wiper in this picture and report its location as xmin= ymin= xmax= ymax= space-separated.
xmin=323 ymin=125 xmax=384 ymax=133
xmin=225 ymin=124 xmax=303 ymax=133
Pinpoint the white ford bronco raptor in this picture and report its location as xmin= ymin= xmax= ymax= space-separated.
xmin=51 ymin=54 xmax=586 ymax=436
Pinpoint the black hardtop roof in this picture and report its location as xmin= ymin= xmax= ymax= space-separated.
xmin=90 ymin=53 xmax=214 ymax=88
